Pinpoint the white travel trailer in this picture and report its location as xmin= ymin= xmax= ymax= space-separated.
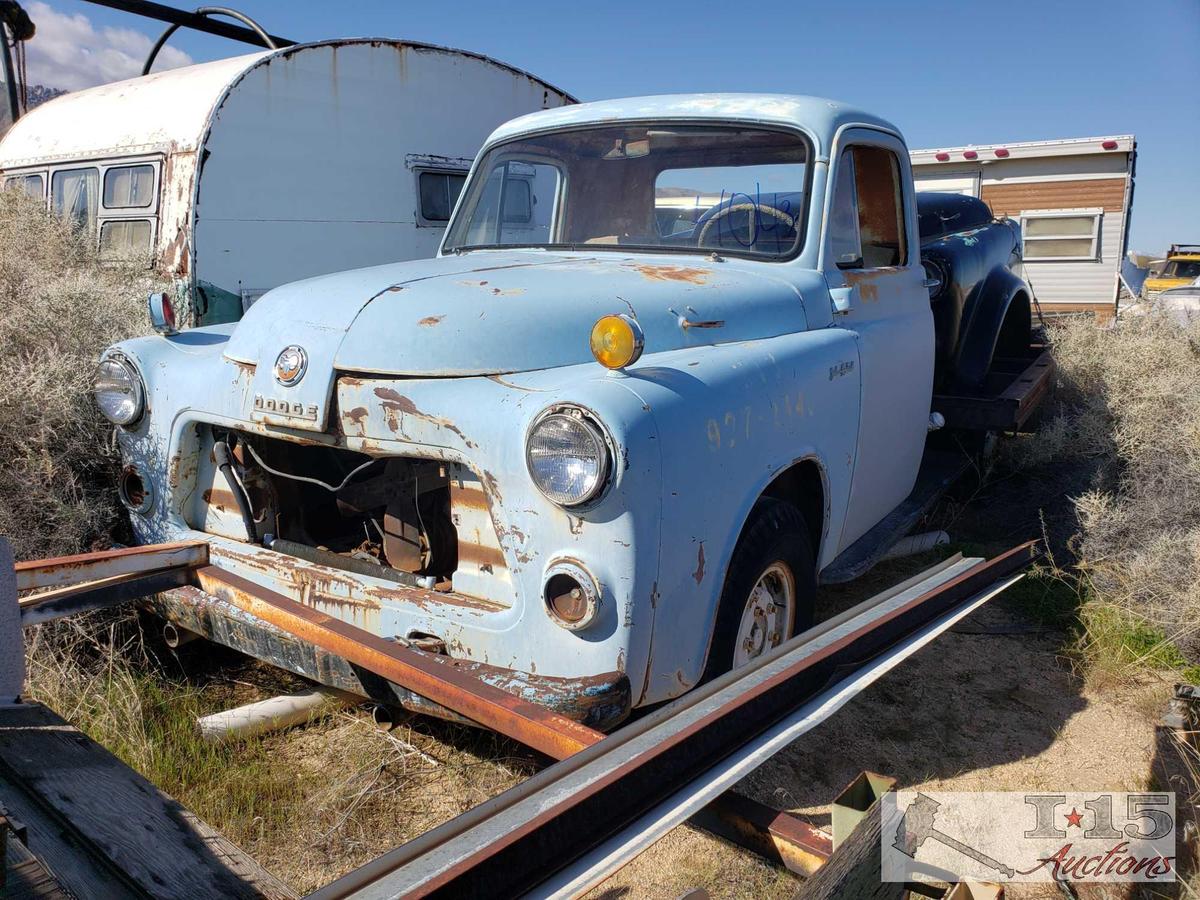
xmin=0 ymin=39 xmax=574 ymax=325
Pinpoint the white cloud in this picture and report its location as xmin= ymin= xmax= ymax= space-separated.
xmin=22 ymin=2 xmax=194 ymax=91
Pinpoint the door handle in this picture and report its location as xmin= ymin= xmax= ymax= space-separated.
xmin=830 ymin=286 xmax=855 ymax=315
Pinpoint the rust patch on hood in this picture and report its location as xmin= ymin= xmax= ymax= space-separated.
xmin=630 ymin=264 xmax=711 ymax=285
xmin=418 ymin=315 xmax=445 ymax=326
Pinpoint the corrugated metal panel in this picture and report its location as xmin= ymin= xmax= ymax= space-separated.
xmin=981 ymin=178 xmax=1126 ymax=216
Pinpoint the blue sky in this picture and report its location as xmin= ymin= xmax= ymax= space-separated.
xmin=33 ymin=0 xmax=1200 ymax=253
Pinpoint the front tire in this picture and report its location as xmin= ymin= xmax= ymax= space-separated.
xmin=701 ymin=499 xmax=817 ymax=681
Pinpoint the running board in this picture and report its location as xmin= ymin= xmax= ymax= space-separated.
xmin=819 ymin=450 xmax=972 ymax=585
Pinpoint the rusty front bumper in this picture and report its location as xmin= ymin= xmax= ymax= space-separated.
xmin=148 ymin=586 xmax=631 ymax=733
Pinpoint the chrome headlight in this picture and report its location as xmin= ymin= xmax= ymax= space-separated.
xmin=526 ymin=408 xmax=611 ymax=507
xmin=93 ymin=355 xmax=144 ymax=426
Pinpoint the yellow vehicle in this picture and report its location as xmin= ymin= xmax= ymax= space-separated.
xmin=1144 ymin=244 xmax=1200 ymax=298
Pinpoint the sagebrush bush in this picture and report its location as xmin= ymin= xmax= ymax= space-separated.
xmin=1006 ymin=313 xmax=1200 ymax=658
xmin=0 ymin=190 xmax=163 ymax=559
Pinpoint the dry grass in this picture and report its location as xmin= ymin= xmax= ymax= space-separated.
xmin=1003 ymin=313 xmax=1200 ymax=668
xmin=0 ymin=189 xmax=163 ymax=560
xmin=23 ymin=612 xmax=537 ymax=892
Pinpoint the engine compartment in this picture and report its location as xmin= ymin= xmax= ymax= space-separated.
xmin=188 ymin=426 xmax=509 ymax=603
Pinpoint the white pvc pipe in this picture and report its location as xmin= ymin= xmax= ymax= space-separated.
xmin=197 ymin=688 xmax=347 ymax=743
xmin=882 ymin=530 xmax=950 ymax=561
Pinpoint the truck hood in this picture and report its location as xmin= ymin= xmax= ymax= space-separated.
xmin=225 ymin=251 xmax=808 ymax=380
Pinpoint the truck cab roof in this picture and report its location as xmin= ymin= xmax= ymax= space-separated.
xmin=484 ymin=93 xmax=902 ymax=160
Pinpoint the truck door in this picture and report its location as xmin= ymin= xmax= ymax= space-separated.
xmin=823 ymin=128 xmax=934 ymax=548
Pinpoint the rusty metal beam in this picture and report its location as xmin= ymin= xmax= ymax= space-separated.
xmin=188 ymin=565 xmax=828 ymax=874
xmin=9 ymin=538 xmax=822 ymax=871
xmin=192 ymin=565 xmax=604 ymax=761
xmin=16 ymin=542 xmax=208 ymax=592
xmin=17 ymin=542 xmax=208 ymax=626
xmin=693 ymin=793 xmax=831 ymax=877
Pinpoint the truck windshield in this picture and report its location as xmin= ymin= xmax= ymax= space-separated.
xmin=1163 ymin=260 xmax=1200 ymax=279
xmin=443 ymin=124 xmax=810 ymax=260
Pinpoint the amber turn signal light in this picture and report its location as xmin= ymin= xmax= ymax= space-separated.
xmin=590 ymin=314 xmax=644 ymax=370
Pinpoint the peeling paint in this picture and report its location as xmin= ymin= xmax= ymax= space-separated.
xmin=629 ymin=263 xmax=711 ymax=284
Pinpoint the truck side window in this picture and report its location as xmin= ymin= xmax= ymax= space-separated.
xmin=829 ymin=152 xmax=862 ymax=267
xmin=829 ymin=146 xmax=907 ymax=269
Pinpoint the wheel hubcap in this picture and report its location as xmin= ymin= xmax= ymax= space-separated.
xmin=732 ymin=561 xmax=796 ymax=669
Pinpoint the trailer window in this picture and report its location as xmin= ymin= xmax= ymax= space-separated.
xmin=417 ymin=170 xmax=466 ymax=223
xmin=99 ymin=219 xmax=153 ymax=257
xmin=5 ymin=173 xmax=44 ymax=200
xmin=51 ymin=167 xmax=99 ymax=231
xmin=103 ymin=164 xmax=155 ymax=210
xmin=1019 ymin=210 xmax=1100 ymax=260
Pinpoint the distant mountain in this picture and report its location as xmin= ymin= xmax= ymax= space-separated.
xmin=0 ymin=84 xmax=67 ymax=137
xmin=26 ymin=84 xmax=67 ymax=109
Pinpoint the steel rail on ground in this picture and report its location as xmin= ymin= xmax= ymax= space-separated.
xmin=307 ymin=541 xmax=1038 ymax=899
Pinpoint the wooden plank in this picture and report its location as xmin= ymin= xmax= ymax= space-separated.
xmin=4 ymin=833 xmax=73 ymax=900
xmin=0 ymin=703 xmax=296 ymax=899
xmin=0 ymin=764 xmax=141 ymax=898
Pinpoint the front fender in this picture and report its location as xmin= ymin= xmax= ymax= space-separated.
xmin=953 ymin=266 xmax=1030 ymax=390
xmin=612 ymin=328 xmax=861 ymax=703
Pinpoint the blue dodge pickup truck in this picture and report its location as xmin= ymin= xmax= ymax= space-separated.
xmin=93 ymin=94 xmax=1050 ymax=726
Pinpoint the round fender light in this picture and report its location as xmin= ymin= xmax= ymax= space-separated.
xmin=119 ymin=465 xmax=153 ymax=515
xmin=590 ymin=314 xmax=644 ymax=370
xmin=543 ymin=561 xmax=600 ymax=631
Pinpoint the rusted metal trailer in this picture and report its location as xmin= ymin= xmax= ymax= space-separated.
xmin=0 ymin=38 xmax=573 ymax=326
xmin=4 ymin=535 xmax=1038 ymax=896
